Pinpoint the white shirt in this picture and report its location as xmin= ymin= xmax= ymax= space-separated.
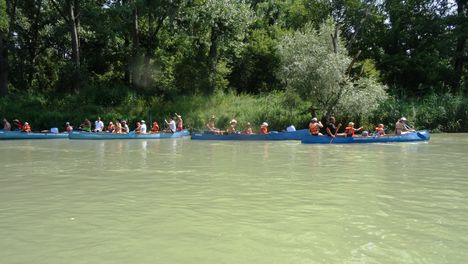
xmin=168 ymin=120 xmax=176 ymax=132
xmin=95 ymin=120 xmax=104 ymax=131
xmin=286 ymin=125 xmax=296 ymax=132
xmin=141 ymin=123 xmax=147 ymax=134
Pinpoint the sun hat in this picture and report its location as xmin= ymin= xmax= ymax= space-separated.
xmin=230 ymin=119 xmax=237 ymax=124
xmin=348 ymin=122 xmax=354 ymax=126
xmin=261 ymin=122 xmax=268 ymax=127
xmin=311 ymin=117 xmax=318 ymax=122
xmin=141 ymin=120 xmax=145 ymax=123
xmin=66 ymin=122 xmax=70 ymax=125
xmin=400 ymin=117 xmax=407 ymax=121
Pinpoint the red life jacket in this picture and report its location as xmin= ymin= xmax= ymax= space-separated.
xmin=345 ymin=126 xmax=355 ymax=137
xmin=152 ymin=123 xmax=160 ymax=132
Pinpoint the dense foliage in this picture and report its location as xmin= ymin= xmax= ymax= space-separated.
xmin=0 ymin=0 xmax=467 ymax=131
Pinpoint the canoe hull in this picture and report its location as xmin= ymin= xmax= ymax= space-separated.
xmin=301 ymin=130 xmax=430 ymax=144
xmin=68 ymin=130 xmax=190 ymax=140
xmin=0 ymin=130 xmax=69 ymax=139
xmin=191 ymin=129 xmax=309 ymax=141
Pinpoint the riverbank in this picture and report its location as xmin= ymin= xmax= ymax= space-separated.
xmin=1 ymin=91 xmax=467 ymax=132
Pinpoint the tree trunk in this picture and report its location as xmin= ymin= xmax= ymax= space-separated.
xmin=68 ymin=0 xmax=80 ymax=92
xmin=453 ymin=0 xmax=466 ymax=93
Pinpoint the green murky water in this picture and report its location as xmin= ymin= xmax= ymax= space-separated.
xmin=1 ymin=134 xmax=468 ymax=263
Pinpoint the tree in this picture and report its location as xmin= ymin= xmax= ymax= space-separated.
xmin=277 ymin=19 xmax=387 ymax=117
xmin=193 ymin=0 xmax=253 ymax=94
xmin=0 ymin=0 xmax=10 ymax=96
xmin=50 ymin=0 xmax=81 ymax=92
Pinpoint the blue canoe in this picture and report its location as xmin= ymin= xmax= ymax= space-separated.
xmin=191 ymin=129 xmax=310 ymax=141
xmin=68 ymin=130 xmax=190 ymax=140
xmin=0 ymin=130 xmax=69 ymax=139
xmin=301 ymin=130 xmax=430 ymax=144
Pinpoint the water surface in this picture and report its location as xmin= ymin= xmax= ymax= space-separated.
xmin=1 ymin=134 xmax=468 ymax=263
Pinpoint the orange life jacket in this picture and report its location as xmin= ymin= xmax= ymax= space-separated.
xmin=152 ymin=123 xmax=160 ymax=132
xmin=260 ymin=127 xmax=268 ymax=134
xmin=375 ymin=127 xmax=385 ymax=135
xmin=345 ymin=126 xmax=355 ymax=137
xmin=309 ymin=123 xmax=320 ymax=135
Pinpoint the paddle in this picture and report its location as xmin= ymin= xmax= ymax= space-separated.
xmin=329 ymin=123 xmax=341 ymax=144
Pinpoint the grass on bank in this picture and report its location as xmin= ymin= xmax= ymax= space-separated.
xmin=1 ymin=91 xmax=467 ymax=132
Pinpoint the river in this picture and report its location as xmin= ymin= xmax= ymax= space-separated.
xmin=1 ymin=134 xmax=468 ymax=263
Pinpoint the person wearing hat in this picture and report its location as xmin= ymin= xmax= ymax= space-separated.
xmin=175 ymin=113 xmax=183 ymax=131
xmin=2 ymin=118 xmax=11 ymax=131
xmin=206 ymin=115 xmax=219 ymax=134
xmin=227 ymin=119 xmax=238 ymax=134
xmin=309 ymin=117 xmax=323 ymax=136
xmin=395 ymin=117 xmax=414 ymax=135
xmin=12 ymin=119 xmax=23 ymax=131
xmin=242 ymin=122 xmax=253 ymax=135
xmin=140 ymin=120 xmax=147 ymax=134
xmin=344 ymin=122 xmax=362 ymax=137
xmin=65 ymin=122 xmax=73 ymax=133
xmin=259 ymin=122 xmax=269 ymax=134
xmin=164 ymin=117 xmax=176 ymax=133
xmin=22 ymin=122 xmax=32 ymax=133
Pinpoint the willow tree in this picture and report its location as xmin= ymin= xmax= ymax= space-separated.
xmin=277 ymin=19 xmax=387 ymax=118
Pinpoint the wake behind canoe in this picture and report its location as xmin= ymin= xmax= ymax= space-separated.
xmin=68 ymin=130 xmax=190 ymax=140
xmin=301 ymin=130 xmax=430 ymax=144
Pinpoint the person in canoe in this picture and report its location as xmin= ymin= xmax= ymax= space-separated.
xmin=106 ymin=121 xmax=115 ymax=133
xmin=2 ymin=118 xmax=11 ymax=131
xmin=227 ymin=119 xmax=238 ymax=134
xmin=175 ymin=113 xmax=183 ymax=131
xmin=344 ymin=122 xmax=362 ymax=137
xmin=79 ymin=118 xmax=92 ymax=132
xmin=94 ymin=117 xmax=104 ymax=132
xmin=325 ymin=116 xmax=345 ymax=137
xmin=140 ymin=120 xmax=147 ymax=134
xmin=242 ymin=122 xmax=253 ymax=135
xmin=374 ymin=124 xmax=385 ymax=136
xmin=12 ymin=119 xmax=23 ymax=131
xmin=121 ymin=120 xmax=129 ymax=133
xmin=22 ymin=122 xmax=32 ymax=132
xmin=151 ymin=121 xmax=160 ymax=133
xmin=134 ymin=121 xmax=142 ymax=134
xmin=114 ymin=120 xmax=122 ymax=134
xmin=309 ymin=117 xmax=323 ymax=136
xmin=165 ymin=117 xmax=176 ymax=133
xmin=206 ymin=115 xmax=220 ymax=134
xmin=395 ymin=117 xmax=415 ymax=135
xmin=260 ymin=122 xmax=269 ymax=134
xmin=65 ymin=122 xmax=73 ymax=132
